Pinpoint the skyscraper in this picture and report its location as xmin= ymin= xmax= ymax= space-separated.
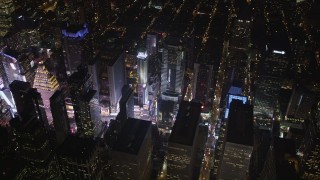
xmin=218 ymin=100 xmax=253 ymax=179
xmin=161 ymin=37 xmax=185 ymax=101
xmin=33 ymin=62 xmax=59 ymax=126
xmin=61 ymin=23 xmax=89 ymax=76
xmin=146 ymin=33 xmax=157 ymax=56
xmin=137 ymin=48 xmax=149 ymax=106
xmin=286 ymin=85 xmax=316 ymax=120
xmin=118 ymin=85 xmax=134 ymax=120
xmin=157 ymin=99 xmax=176 ymax=133
xmin=9 ymin=81 xmax=46 ymax=124
xmin=167 ymin=101 xmax=202 ymax=179
xmin=137 ymin=48 xmax=148 ymax=85
xmin=99 ymin=49 xmax=125 ymax=114
xmin=9 ymin=81 xmax=55 ymax=178
xmin=254 ymin=51 xmax=289 ymax=129
xmin=68 ymin=68 xmax=99 ymax=137
xmin=111 ymin=118 xmax=153 ymax=180
xmin=50 ymin=90 xmax=69 ymax=145
xmin=88 ymin=57 xmax=100 ymax=100
xmin=0 ymin=50 xmax=36 ymax=88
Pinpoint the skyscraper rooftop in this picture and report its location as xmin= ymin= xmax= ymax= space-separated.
xmin=114 ymin=118 xmax=151 ymax=154
xmin=169 ymin=101 xmax=201 ymax=146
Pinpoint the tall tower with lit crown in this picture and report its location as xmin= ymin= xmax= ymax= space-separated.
xmin=137 ymin=48 xmax=149 ymax=106
xmin=33 ymin=62 xmax=59 ymax=126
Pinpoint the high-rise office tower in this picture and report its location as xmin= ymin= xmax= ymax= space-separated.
xmin=88 ymin=57 xmax=100 ymax=99
xmin=0 ymin=50 xmax=36 ymax=88
xmin=157 ymin=99 xmax=176 ymax=133
xmin=167 ymin=101 xmax=202 ymax=179
xmin=184 ymin=36 xmax=195 ymax=70
xmin=286 ymin=85 xmax=316 ymax=120
xmin=9 ymin=81 xmax=47 ymax=124
xmin=33 ymin=62 xmax=59 ymax=126
xmin=17 ymin=51 xmax=37 ymax=87
xmin=254 ymin=51 xmax=289 ymax=129
xmin=260 ymin=138 xmax=299 ymax=179
xmin=0 ymin=49 xmax=18 ymax=112
xmin=254 ymin=3 xmax=291 ymax=129
xmin=137 ymin=48 xmax=149 ymax=106
xmin=218 ymin=100 xmax=253 ymax=179
xmin=161 ymin=37 xmax=185 ymax=102
xmin=99 ymin=49 xmax=125 ymax=113
xmin=68 ymin=68 xmax=100 ymax=137
xmin=301 ymin=132 xmax=320 ymax=179
xmin=146 ymin=33 xmax=157 ymax=56
xmin=61 ymin=23 xmax=89 ymax=76
xmin=0 ymin=0 xmax=15 ymax=39
xmin=105 ymin=85 xmax=134 ymax=145
xmin=111 ymin=118 xmax=153 ymax=180
xmin=0 ymin=90 xmax=15 ymax=116
xmin=56 ymin=136 xmax=102 ymax=179
xmin=224 ymin=86 xmax=248 ymax=119
xmin=65 ymin=97 xmax=76 ymax=133
xmin=50 ymin=46 xmax=68 ymax=82
xmin=118 ymin=85 xmax=134 ymax=121
xmin=9 ymin=81 xmax=55 ymax=177
xmin=137 ymin=48 xmax=148 ymax=85
xmin=89 ymin=94 xmax=102 ymax=137
xmin=0 ymin=51 xmax=18 ymax=88
xmin=50 ymin=90 xmax=69 ymax=145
